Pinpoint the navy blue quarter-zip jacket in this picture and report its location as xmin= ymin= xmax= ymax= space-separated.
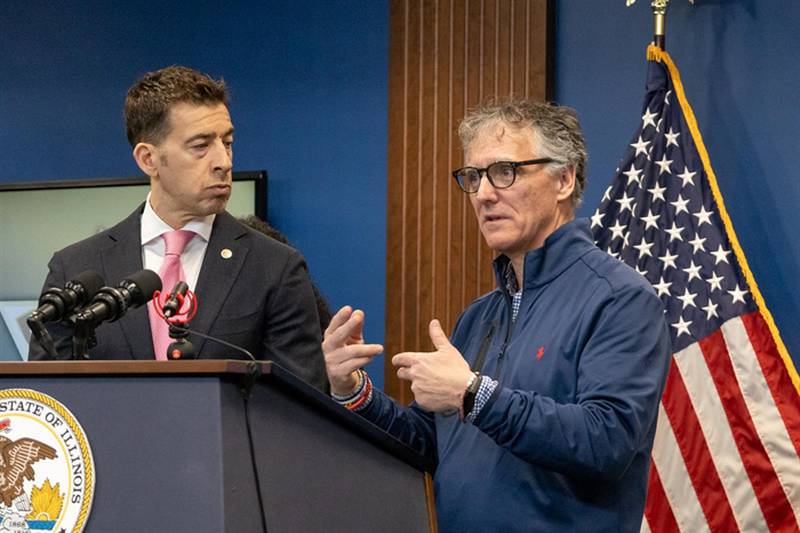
xmin=360 ymin=219 xmax=672 ymax=532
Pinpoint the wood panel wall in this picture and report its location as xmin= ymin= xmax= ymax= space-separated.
xmin=385 ymin=0 xmax=554 ymax=403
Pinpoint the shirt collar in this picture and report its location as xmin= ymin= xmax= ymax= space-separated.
xmin=140 ymin=192 xmax=215 ymax=246
xmin=503 ymin=261 xmax=520 ymax=295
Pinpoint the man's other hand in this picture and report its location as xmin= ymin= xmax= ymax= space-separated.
xmin=392 ymin=319 xmax=472 ymax=412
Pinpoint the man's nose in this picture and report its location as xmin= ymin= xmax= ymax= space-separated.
xmin=474 ymin=171 xmax=498 ymax=201
xmin=212 ymin=140 xmax=233 ymax=173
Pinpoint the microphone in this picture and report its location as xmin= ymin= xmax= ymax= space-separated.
xmin=151 ymin=283 xmax=256 ymax=362
xmin=150 ymin=280 xmax=256 ymax=368
xmin=162 ymin=281 xmax=189 ymax=318
xmin=77 ymin=269 xmax=162 ymax=326
xmin=153 ymin=280 xmax=197 ymax=360
xmin=28 ymin=270 xmax=105 ymax=324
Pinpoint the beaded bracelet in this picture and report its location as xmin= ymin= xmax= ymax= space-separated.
xmin=344 ymin=375 xmax=373 ymax=412
xmin=331 ymin=369 xmax=366 ymax=402
xmin=332 ymin=369 xmax=374 ymax=412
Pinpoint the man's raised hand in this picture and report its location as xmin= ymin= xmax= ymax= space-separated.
xmin=322 ymin=306 xmax=383 ymax=396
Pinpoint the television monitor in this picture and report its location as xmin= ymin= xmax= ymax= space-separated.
xmin=0 ymin=170 xmax=267 ymax=360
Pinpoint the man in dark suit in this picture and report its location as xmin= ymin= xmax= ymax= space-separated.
xmin=29 ymin=66 xmax=327 ymax=392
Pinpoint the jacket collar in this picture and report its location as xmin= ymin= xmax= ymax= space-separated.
xmin=101 ymin=203 xmax=151 ymax=358
xmin=492 ymin=218 xmax=596 ymax=291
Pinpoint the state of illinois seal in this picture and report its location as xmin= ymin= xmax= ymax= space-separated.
xmin=0 ymin=389 xmax=94 ymax=533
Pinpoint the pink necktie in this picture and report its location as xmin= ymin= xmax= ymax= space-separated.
xmin=149 ymin=230 xmax=195 ymax=360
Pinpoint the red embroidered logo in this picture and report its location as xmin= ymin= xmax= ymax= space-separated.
xmin=536 ymin=346 xmax=545 ymax=360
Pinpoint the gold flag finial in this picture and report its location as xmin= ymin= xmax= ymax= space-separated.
xmin=626 ymin=0 xmax=694 ymax=5
xmin=652 ymin=0 xmax=669 ymax=49
xmin=626 ymin=0 xmax=694 ymax=50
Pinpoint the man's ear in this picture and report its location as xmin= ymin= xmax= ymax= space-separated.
xmin=132 ymin=142 xmax=159 ymax=178
xmin=555 ymin=165 xmax=576 ymax=203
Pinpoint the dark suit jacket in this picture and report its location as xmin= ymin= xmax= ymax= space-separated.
xmin=29 ymin=204 xmax=327 ymax=392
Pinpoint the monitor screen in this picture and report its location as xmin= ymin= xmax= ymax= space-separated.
xmin=0 ymin=171 xmax=267 ymax=360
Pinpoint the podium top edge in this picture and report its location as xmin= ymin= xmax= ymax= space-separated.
xmin=0 ymin=359 xmax=271 ymax=376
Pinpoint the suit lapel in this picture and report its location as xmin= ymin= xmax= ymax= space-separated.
xmin=191 ymin=212 xmax=249 ymax=356
xmin=100 ymin=204 xmax=153 ymax=359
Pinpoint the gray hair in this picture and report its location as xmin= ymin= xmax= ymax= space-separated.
xmin=457 ymin=100 xmax=588 ymax=208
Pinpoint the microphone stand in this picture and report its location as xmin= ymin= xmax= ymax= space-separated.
xmin=72 ymin=314 xmax=97 ymax=360
xmin=26 ymin=316 xmax=57 ymax=358
xmin=166 ymin=324 xmax=195 ymax=360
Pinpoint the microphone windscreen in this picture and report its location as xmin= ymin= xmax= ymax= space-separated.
xmin=70 ymin=270 xmax=105 ymax=300
xmin=122 ymin=269 xmax=163 ymax=306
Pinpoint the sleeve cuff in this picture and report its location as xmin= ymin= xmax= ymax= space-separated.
xmin=465 ymin=375 xmax=498 ymax=423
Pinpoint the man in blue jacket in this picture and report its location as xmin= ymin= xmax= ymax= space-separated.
xmin=323 ymin=100 xmax=671 ymax=532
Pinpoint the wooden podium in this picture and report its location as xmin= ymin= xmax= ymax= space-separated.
xmin=0 ymin=360 xmax=437 ymax=533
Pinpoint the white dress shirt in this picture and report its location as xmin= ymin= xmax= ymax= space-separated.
xmin=140 ymin=194 xmax=214 ymax=291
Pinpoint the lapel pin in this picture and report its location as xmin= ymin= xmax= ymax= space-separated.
xmin=221 ymin=248 xmax=233 ymax=259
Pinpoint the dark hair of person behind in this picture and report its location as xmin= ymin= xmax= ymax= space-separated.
xmin=124 ymin=65 xmax=228 ymax=147
xmin=238 ymin=215 xmax=333 ymax=333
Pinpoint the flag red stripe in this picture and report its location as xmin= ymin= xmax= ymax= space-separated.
xmin=741 ymin=311 xmax=800 ymax=460
xmin=699 ymin=330 xmax=798 ymax=532
xmin=644 ymin=460 xmax=680 ymax=533
xmin=661 ymin=362 xmax=739 ymax=531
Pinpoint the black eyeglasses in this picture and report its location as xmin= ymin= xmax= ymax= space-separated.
xmin=451 ymin=158 xmax=563 ymax=193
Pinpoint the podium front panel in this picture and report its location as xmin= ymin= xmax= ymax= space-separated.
xmin=248 ymin=378 xmax=432 ymax=533
xmin=0 ymin=374 xmax=261 ymax=532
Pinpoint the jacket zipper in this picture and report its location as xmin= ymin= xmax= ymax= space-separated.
xmin=496 ymin=289 xmax=519 ymax=381
xmin=471 ymin=324 xmax=496 ymax=373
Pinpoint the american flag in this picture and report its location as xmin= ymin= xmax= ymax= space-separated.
xmin=592 ymin=45 xmax=800 ymax=532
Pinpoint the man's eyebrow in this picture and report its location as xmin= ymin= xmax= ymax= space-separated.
xmin=184 ymin=128 xmax=234 ymax=144
xmin=185 ymin=133 xmax=214 ymax=144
